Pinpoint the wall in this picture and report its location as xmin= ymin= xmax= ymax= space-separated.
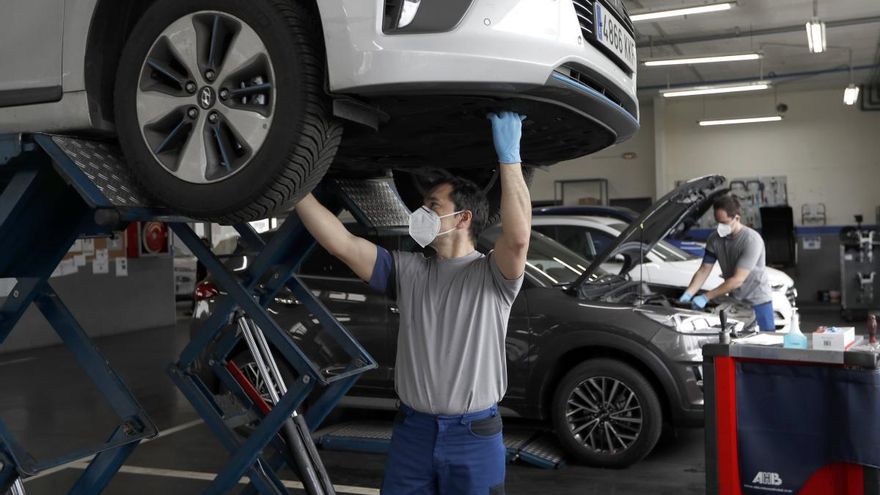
xmin=530 ymin=103 xmax=656 ymax=205
xmin=0 ymin=257 xmax=176 ymax=353
xmin=656 ymin=88 xmax=880 ymax=226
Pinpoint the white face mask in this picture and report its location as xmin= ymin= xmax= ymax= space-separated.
xmin=717 ymin=221 xmax=734 ymax=238
xmin=409 ymin=206 xmax=464 ymax=248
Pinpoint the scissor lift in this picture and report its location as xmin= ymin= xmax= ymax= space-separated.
xmin=0 ymin=133 xmax=390 ymax=494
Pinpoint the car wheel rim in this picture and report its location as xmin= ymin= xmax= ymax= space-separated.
xmin=136 ymin=11 xmax=276 ymax=184
xmin=565 ymin=376 xmax=642 ymax=455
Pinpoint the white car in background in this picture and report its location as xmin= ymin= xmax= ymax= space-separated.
xmin=1 ymin=0 xmax=638 ymax=223
xmin=532 ymin=215 xmax=797 ymax=330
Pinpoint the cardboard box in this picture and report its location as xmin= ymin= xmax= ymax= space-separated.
xmin=812 ymin=327 xmax=856 ymax=351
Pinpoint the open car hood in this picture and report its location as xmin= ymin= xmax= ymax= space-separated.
xmin=573 ymin=175 xmax=728 ymax=288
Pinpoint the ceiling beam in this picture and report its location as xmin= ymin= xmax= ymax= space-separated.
xmin=636 ymin=16 xmax=880 ymax=48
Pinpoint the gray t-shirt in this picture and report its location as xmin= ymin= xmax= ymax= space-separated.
xmin=391 ymin=250 xmax=523 ymax=415
xmin=704 ymin=227 xmax=772 ymax=305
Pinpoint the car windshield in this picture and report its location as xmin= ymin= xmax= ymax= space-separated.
xmin=606 ymin=222 xmax=696 ymax=262
xmin=482 ymin=228 xmax=601 ymax=286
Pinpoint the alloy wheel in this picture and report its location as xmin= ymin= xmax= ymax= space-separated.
xmin=564 ymin=376 xmax=643 ymax=455
xmin=136 ymin=11 xmax=276 ymax=184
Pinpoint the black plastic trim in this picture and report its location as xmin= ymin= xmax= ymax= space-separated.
xmin=0 ymin=86 xmax=63 ymax=108
xmin=541 ymin=72 xmax=639 ymax=142
xmin=383 ymin=0 xmax=475 ymax=35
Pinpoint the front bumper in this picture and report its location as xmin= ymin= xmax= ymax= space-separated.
xmin=324 ymin=1 xmax=640 ymax=169
xmin=319 ymin=0 xmax=639 ymax=129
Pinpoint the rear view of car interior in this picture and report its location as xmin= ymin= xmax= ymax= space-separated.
xmin=0 ymin=1 xmax=879 ymax=494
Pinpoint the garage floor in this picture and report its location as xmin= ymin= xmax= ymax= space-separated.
xmin=2 ymin=305 xmax=850 ymax=495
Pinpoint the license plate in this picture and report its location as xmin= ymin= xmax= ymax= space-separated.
xmin=594 ymin=2 xmax=636 ymax=73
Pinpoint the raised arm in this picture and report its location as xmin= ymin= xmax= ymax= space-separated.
xmin=488 ymin=112 xmax=531 ymax=280
xmin=295 ymin=193 xmax=378 ymax=282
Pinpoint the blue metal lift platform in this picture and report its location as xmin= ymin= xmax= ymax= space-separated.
xmin=315 ymin=421 xmax=567 ymax=470
xmin=0 ymin=133 xmax=384 ymax=494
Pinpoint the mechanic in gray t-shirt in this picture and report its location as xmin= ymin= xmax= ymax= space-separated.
xmin=294 ymin=111 xmax=531 ymax=494
xmin=680 ymin=194 xmax=775 ymax=331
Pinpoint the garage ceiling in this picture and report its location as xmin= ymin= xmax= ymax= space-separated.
xmin=627 ymin=0 xmax=880 ymax=95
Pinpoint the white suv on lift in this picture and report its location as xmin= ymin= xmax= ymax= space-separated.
xmin=0 ymin=0 xmax=638 ymax=223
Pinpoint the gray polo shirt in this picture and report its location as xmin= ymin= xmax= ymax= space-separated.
xmin=704 ymin=227 xmax=772 ymax=306
xmin=371 ymin=248 xmax=522 ymax=415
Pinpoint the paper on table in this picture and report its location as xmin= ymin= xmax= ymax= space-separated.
xmin=736 ymin=333 xmax=785 ymax=346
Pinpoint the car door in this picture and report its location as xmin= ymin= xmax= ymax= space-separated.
xmin=296 ymin=242 xmax=391 ymax=391
xmin=0 ymin=0 xmax=64 ymax=105
xmin=503 ymin=280 xmax=533 ymax=408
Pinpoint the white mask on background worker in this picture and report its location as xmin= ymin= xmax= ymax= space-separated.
xmin=716 ymin=216 xmax=739 ymax=238
xmin=409 ymin=206 xmax=464 ymax=248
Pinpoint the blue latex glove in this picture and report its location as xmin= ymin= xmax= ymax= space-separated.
xmin=487 ymin=111 xmax=526 ymax=164
xmin=678 ymin=292 xmax=693 ymax=303
xmin=692 ymin=295 xmax=709 ymax=309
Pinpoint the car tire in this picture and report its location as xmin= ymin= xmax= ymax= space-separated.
xmin=551 ymin=359 xmax=662 ymax=468
xmin=115 ymin=0 xmax=342 ymax=223
xmin=393 ymin=167 xmax=534 ymax=224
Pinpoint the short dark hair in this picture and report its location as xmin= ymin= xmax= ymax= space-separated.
xmin=428 ymin=175 xmax=489 ymax=242
xmin=713 ymin=194 xmax=742 ymax=218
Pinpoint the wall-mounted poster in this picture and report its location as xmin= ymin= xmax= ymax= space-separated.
xmin=688 ymin=176 xmax=788 ymax=230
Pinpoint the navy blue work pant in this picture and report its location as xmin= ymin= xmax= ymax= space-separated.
xmin=753 ymin=301 xmax=775 ymax=331
xmin=380 ymin=403 xmax=505 ymax=495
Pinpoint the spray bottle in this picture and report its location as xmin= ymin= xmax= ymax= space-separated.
xmin=783 ymin=309 xmax=808 ymax=349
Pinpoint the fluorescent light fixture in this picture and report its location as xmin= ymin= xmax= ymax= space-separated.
xmin=644 ymin=53 xmax=761 ymax=67
xmin=660 ymin=81 xmax=771 ymax=98
xmin=806 ymin=19 xmax=826 ymax=53
xmin=699 ymin=116 xmax=783 ymax=126
xmin=844 ymin=84 xmax=860 ymax=105
xmin=631 ymin=2 xmax=733 ymax=22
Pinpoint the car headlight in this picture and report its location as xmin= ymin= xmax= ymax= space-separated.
xmin=636 ymin=309 xmax=744 ymax=335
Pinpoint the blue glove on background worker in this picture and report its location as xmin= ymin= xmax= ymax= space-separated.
xmin=692 ymin=295 xmax=709 ymax=309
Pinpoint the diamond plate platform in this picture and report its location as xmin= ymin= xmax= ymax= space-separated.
xmin=50 ymin=136 xmax=149 ymax=207
xmin=335 ymin=178 xmax=412 ymax=228
xmin=316 ymin=421 xmax=567 ymax=469
xmin=516 ymin=432 xmax=566 ymax=470
xmin=316 ymin=421 xmax=394 ymax=454
xmin=31 ymin=134 xmax=193 ymax=223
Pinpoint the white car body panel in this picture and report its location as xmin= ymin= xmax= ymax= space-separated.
xmin=0 ymin=0 xmax=64 ymax=92
xmin=297 ymin=1 xmax=636 ymax=105
xmin=0 ymin=0 xmax=100 ymax=133
xmin=2 ymin=0 xmax=638 ymax=133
